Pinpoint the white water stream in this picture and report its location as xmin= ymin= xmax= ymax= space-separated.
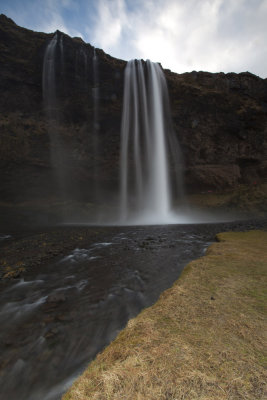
xmin=120 ymin=60 xmax=184 ymax=224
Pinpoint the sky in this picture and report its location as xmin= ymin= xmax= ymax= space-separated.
xmin=0 ymin=0 xmax=266 ymax=78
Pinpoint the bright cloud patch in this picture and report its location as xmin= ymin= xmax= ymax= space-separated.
xmin=0 ymin=0 xmax=266 ymax=77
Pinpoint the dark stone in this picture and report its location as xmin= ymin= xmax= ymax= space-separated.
xmin=44 ymin=328 xmax=60 ymax=339
xmin=46 ymin=292 xmax=66 ymax=303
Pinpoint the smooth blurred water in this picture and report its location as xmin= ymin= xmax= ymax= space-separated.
xmin=120 ymin=60 xmax=184 ymax=224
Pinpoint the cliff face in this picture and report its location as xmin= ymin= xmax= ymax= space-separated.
xmin=166 ymin=70 xmax=267 ymax=191
xmin=0 ymin=14 xmax=266 ymax=204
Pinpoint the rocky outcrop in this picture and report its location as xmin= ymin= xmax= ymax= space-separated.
xmin=0 ymin=14 xmax=266 ymax=204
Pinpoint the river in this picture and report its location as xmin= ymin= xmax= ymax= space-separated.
xmin=0 ymin=219 xmax=266 ymax=400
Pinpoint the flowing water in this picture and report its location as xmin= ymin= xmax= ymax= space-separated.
xmin=93 ymin=48 xmax=99 ymax=134
xmin=42 ymin=33 xmax=67 ymax=200
xmin=0 ymin=220 xmax=264 ymax=400
xmin=92 ymin=47 xmax=100 ymax=205
xmin=120 ymin=60 xmax=184 ymax=225
xmin=43 ymin=34 xmax=58 ymax=108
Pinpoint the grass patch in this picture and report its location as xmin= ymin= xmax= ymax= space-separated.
xmin=63 ymin=230 xmax=267 ymax=400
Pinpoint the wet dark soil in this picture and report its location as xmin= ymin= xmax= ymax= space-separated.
xmin=0 ymin=218 xmax=266 ymax=400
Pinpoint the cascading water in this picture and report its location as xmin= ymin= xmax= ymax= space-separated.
xmin=75 ymin=46 xmax=88 ymax=83
xmin=92 ymin=48 xmax=99 ymax=134
xmin=59 ymin=35 xmax=64 ymax=71
xmin=92 ymin=47 xmax=100 ymax=200
xmin=92 ymin=48 xmax=99 ymax=178
xmin=43 ymin=34 xmax=57 ymax=111
xmin=43 ymin=39 xmax=186 ymax=224
xmin=43 ymin=32 xmax=67 ymax=199
xmin=120 ymin=59 xmax=185 ymax=225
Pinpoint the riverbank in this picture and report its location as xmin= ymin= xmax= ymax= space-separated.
xmin=63 ymin=230 xmax=267 ymax=400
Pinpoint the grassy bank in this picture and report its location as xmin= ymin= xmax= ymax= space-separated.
xmin=63 ymin=230 xmax=267 ymax=400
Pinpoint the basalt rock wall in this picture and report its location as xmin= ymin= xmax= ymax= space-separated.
xmin=166 ymin=70 xmax=267 ymax=192
xmin=0 ymin=14 xmax=266 ymax=204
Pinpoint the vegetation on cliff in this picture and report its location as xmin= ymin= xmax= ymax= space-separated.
xmin=63 ymin=230 xmax=267 ymax=399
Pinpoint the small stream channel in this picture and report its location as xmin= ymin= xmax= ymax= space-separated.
xmin=0 ymin=220 xmax=265 ymax=400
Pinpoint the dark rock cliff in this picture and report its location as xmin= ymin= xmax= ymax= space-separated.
xmin=166 ymin=70 xmax=267 ymax=192
xmin=0 ymin=14 xmax=266 ymax=205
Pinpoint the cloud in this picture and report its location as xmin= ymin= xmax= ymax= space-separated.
xmin=37 ymin=0 xmax=69 ymax=33
xmin=32 ymin=0 xmax=84 ymax=37
xmin=1 ymin=0 xmax=266 ymax=77
xmin=89 ymin=0 xmax=127 ymax=49
xmin=1 ymin=0 xmax=83 ymax=37
xmin=89 ymin=0 xmax=267 ymax=77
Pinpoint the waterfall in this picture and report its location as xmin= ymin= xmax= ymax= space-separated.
xmin=92 ymin=48 xmax=100 ymax=205
xmin=42 ymin=33 xmax=67 ymax=199
xmin=93 ymin=48 xmax=99 ymax=133
xmin=42 ymin=34 xmax=57 ymax=109
xmin=75 ymin=46 xmax=88 ymax=83
xmin=120 ymin=59 xmax=184 ymax=224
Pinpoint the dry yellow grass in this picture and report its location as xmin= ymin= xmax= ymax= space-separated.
xmin=63 ymin=230 xmax=267 ymax=400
